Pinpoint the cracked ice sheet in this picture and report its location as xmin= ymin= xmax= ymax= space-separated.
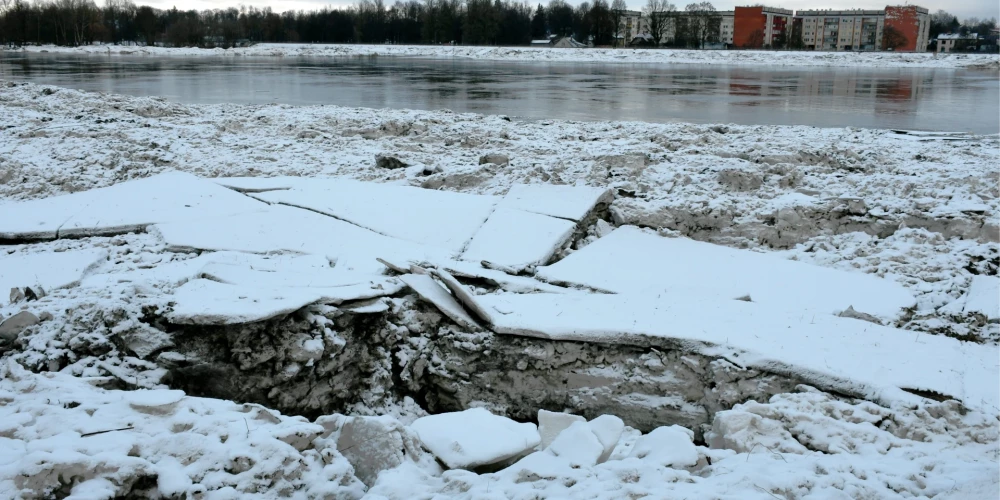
xmin=0 ymin=172 xmax=266 ymax=240
xmin=537 ymin=226 xmax=916 ymax=319
xmin=166 ymin=279 xmax=323 ymax=325
xmin=0 ymin=249 xmax=107 ymax=293
xmin=475 ymin=292 xmax=1000 ymax=413
xmin=252 ymin=179 xmax=498 ymax=255
xmin=497 ymin=184 xmax=611 ymax=222
xmin=461 ymin=208 xmax=576 ymax=270
xmin=150 ymin=204 xmax=452 ymax=274
xmin=200 ymin=263 xmax=405 ymax=304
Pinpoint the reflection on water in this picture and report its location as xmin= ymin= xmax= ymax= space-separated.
xmin=1 ymin=53 xmax=996 ymax=133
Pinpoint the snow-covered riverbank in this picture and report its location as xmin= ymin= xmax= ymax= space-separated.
xmin=7 ymin=42 xmax=1000 ymax=69
xmin=1 ymin=82 xmax=997 ymax=499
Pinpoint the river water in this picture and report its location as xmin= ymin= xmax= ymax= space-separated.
xmin=1 ymin=52 xmax=997 ymax=133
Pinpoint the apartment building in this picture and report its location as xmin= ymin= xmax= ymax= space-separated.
xmin=733 ymin=6 xmax=793 ymax=48
xmin=795 ymin=5 xmax=928 ymax=51
xmin=615 ymin=4 xmax=928 ymax=51
xmin=797 ymin=10 xmax=885 ymax=50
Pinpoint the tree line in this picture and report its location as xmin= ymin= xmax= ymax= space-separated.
xmin=0 ymin=0 xmax=995 ymax=50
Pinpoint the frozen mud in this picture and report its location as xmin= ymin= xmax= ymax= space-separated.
xmin=1 ymin=82 xmax=998 ymax=499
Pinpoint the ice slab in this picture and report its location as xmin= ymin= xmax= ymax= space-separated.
xmin=460 ymin=208 xmax=576 ymax=270
xmin=253 ymin=180 xmax=498 ymax=255
xmin=964 ymin=276 xmax=999 ymax=321
xmin=399 ymin=274 xmax=482 ymax=331
xmin=167 ymin=279 xmax=322 ymax=325
xmin=537 ymin=226 xmax=916 ymax=318
xmin=211 ymin=176 xmax=306 ymax=192
xmin=200 ymin=263 xmax=404 ymax=304
xmin=410 ymin=408 xmax=541 ymax=470
xmin=498 ymin=184 xmax=611 ymax=221
xmin=433 ymin=259 xmax=568 ymax=293
xmin=151 ymin=205 xmax=451 ymax=274
xmin=0 ymin=249 xmax=107 ymax=294
xmin=0 ymin=172 xmax=266 ymax=240
xmin=475 ymin=292 xmax=999 ymax=413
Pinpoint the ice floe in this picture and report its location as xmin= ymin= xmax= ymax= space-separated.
xmin=0 ymin=172 xmax=264 ymax=240
xmin=0 ymin=249 xmax=107 ymax=295
xmin=537 ymin=226 xmax=916 ymax=319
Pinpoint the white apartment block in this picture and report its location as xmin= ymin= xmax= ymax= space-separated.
xmin=797 ymin=10 xmax=885 ymax=51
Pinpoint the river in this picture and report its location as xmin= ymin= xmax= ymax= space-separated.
xmin=1 ymin=52 xmax=997 ymax=133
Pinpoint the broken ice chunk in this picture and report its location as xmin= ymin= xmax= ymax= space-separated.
xmin=461 ymin=208 xmax=576 ymax=270
xmin=537 ymin=409 xmax=586 ymax=449
xmin=409 ymin=408 xmax=540 ymax=470
xmin=0 ymin=249 xmax=107 ymax=295
xmin=0 ymin=172 xmax=265 ymax=240
xmin=498 ymin=184 xmax=612 ymax=222
xmin=627 ymin=425 xmax=699 ymax=469
xmin=537 ymin=226 xmax=915 ymax=319
xmin=167 ymin=279 xmax=322 ymax=325
xmin=399 ymin=274 xmax=482 ymax=331
xmin=546 ymin=421 xmax=604 ymax=468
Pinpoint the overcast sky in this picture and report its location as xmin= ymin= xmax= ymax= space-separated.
xmin=141 ymin=0 xmax=999 ymax=24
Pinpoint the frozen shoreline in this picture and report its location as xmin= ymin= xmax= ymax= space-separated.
xmin=6 ymin=42 xmax=1000 ymax=69
xmin=1 ymin=82 xmax=998 ymax=499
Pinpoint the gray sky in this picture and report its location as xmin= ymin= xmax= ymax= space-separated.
xmin=143 ymin=0 xmax=998 ymax=24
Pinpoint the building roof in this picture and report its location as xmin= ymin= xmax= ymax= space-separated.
xmin=937 ymin=33 xmax=978 ymax=40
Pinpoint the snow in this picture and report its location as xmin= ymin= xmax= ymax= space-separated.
xmin=538 ymin=226 xmax=916 ymax=319
xmin=0 ymin=172 xmax=265 ymax=240
xmin=460 ymin=208 xmax=577 ymax=270
xmin=475 ymin=292 xmax=1000 ymax=413
xmin=627 ymin=425 xmax=699 ymax=469
xmin=11 ymin=43 xmax=999 ymax=70
xmin=166 ymin=279 xmax=324 ymax=325
xmin=0 ymin=360 xmax=365 ymax=499
xmin=963 ymin=276 xmax=999 ymax=321
xmin=546 ymin=421 xmax=605 ymax=468
xmin=409 ymin=408 xmax=541 ymax=469
xmin=1 ymin=81 xmax=998 ymax=499
xmin=498 ymin=183 xmax=611 ymax=221
xmin=253 ymin=179 xmax=498 ymax=255
xmin=0 ymin=249 xmax=107 ymax=294
xmin=398 ymin=273 xmax=482 ymax=331
xmin=537 ymin=410 xmax=586 ymax=449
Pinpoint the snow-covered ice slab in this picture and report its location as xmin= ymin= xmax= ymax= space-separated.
xmin=0 ymin=172 xmax=265 ymax=240
xmin=432 ymin=259 xmax=568 ymax=293
xmin=475 ymin=292 xmax=999 ymax=413
xmin=253 ymin=180 xmax=498 ymax=255
xmin=963 ymin=276 xmax=999 ymax=321
xmin=200 ymin=263 xmax=405 ymax=304
xmin=498 ymin=184 xmax=611 ymax=221
xmin=167 ymin=279 xmax=323 ymax=325
xmin=537 ymin=226 xmax=915 ymax=318
xmin=151 ymin=205 xmax=451 ymax=274
xmin=410 ymin=408 xmax=541 ymax=469
xmin=461 ymin=208 xmax=576 ymax=270
xmin=399 ymin=274 xmax=482 ymax=331
xmin=0 ymin=249 xmax=107 ymax=293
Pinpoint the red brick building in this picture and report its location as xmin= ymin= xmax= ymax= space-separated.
xmin=733 ymin=6 xmax=794 ymax=48
xmin=883 ymin=5 xmax=930 ymax=51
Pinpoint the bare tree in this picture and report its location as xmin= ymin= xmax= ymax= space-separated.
xmin=684 ymin=1 xmax=718 ymax=49
xmin=610 ymin=0 xmax=625 ymax=46
xmin=643 ymin=0 xmax=673 ymax=46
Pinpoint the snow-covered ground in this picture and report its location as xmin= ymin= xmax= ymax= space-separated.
xmin=1 ymin=81 xmax=998 ymax=498
xmin=7 ymin=42 xmax=1000 ymax=70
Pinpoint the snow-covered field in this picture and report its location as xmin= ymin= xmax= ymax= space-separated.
xmin=1 ymin=80 xmax=998 ymax=498
xmin=8 ymin=42 xmax=1000 ymax=69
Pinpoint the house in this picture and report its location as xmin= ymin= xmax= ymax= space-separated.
xmin=530 ymin=39 xmax=552 ymax=47
xmin=936 ymin=33 xmax=978 ymax=53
